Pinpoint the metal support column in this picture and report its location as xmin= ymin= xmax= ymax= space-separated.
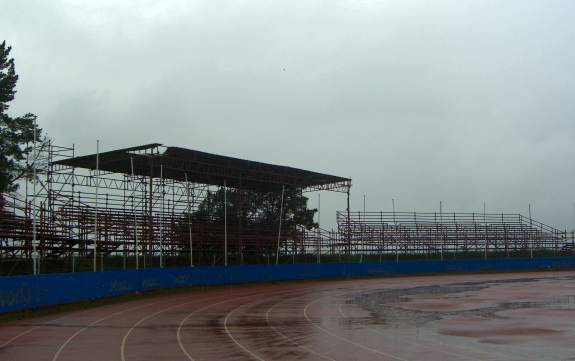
xmin=224 ymin=180 xmax=227 ymax=266
xmin=275 ymin=185 xmax=285 ymax=265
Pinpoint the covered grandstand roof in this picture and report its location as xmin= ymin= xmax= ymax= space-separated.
xmin=53 ymin=143 xmax=351 ymax=192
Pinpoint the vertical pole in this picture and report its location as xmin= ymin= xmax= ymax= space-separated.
xmin=502 ymin=213 xmax=508 ymax=257
xmin=224 ymin=180 xmax=227 ymax=266
xmin=275 ymin=185 xmax=285 ymax=265
xmin=573 ymin=205 xmax=575 ymax=252
xmin=185 ymin=173 xmax=193 ymax=267
xmin=317 ymin=193 xmax=321 ymax=264
xmin=131 ymin=157 xmax=139 ymax=270
xmin=414 ymin=211 xmax=418 ymax=256
xmin=32 ymin=119 xmax=38 ymax=275
xmin=392 ymin=198 xmax=397 ymax=262
xmin=563 ymin=230 xmax=567 ymax=253
xmin=362 ymin=194 xmax=366 ymax=257
xmin=237 ymin=182 xmax=244 ymax=264
xmin=159 ymin=164 xmax=164 ymax=268
xmin=122 ymin=174 xmax=127 ymax=270
xmin=25 ymin=141 xmax=29 ymax=234
xmin=360 ymin=194 xmax=364 ymax=258
xmin=71 ymin=144 xmax=76 ymax=270
xmin=148 ymin=160 xmax=153 ymax=269
xmin=392 ymin=198 xmax=396 ymax=224
xmin=172 ymin=183 xmax=175 ymax=262
xmin=346 ymin=188 xmax=351 ymax=255
xmin=483 ymin=202 xmax=488 ymax=260
xmin=529 ymin=203 xmax=533 ymax=258
xmin=24 ymin=143 xmax=29 ymax=260
xmin=440 ymin=201 xmax=443 ymax=261
xmin=380 ymin=213 xmax=384 ymax=262
xmin=93 ymin=140 xmax=99 ymax=272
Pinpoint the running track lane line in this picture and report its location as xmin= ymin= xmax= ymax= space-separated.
xmin=223 ymin=287 xmax=336 ymax=361
xmin=265 ymin=285 xmax=402 ymax=361
xmin=0 ymin=327 xmax=38 ymax=349
xmin=51 ymin=300 xmax=161 ymax=361
xmin=223 ymin=297 xmax=271 ymax=361
xmin=0 ymin=292 xmax=195 ymax=351
xmin=324 ymin=285 xmax=516 ymax=361
xmin=336 ymin=303 xmax=489 ymax=361
xmin=0 ymin=288 xmax=221 ymax=352
xmin=264 ymin=292 xmax=337 ymax=361
xmin=336 ymin=290 xmax=519 ymax=361
xmin=336 ymin=303 xmax=514 ymax=361
xmin=303 ymin=293 xmax=410 ymax=361
xmin=176 ymin=292 xmax=264 ymax=361
xmin=0 ymin=307 xmax=107 ymax=349
xmin=119 ymin=293 xmax=228 ymax=361
xmin=0 ymin=272 xmax=498 ymax=352
xmin=0 ymin=269 xmax=559 ymax=351
xmin=265 ymin=286 xmax=386 ymax=361
xmin=177 ymin=286 xmax=321 ymax=361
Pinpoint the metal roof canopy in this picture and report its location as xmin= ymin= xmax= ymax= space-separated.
xmin=53 ymin=143 xmax=351 ymax=192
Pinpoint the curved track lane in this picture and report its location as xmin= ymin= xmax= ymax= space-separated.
xmin=2 ymin=271 xmax=575 ymax=361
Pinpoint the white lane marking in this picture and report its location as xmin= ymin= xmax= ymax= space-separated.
xmin=176 ymin=293 xmax=262 ymax=361
xmin=265 ymin=295 xmax=337 ymax=361
xmin=0 ymin=309 xmax=96 ymax=349
xmin=336 ymin=303 xmax=483 ymax=361
xmin=303 ymin=295 xmax=410 ymax=361
xmin=0 ymin=328 xmax=36 ymax=349
xmin=223 ymin=300 xmax=267 ymax=361
xmin=337 ymin=294 xmax=517 ymax=361
xmin=120 ymin=295 xmax=205 ymax=361
xmin=1 ymin=300 xmax=155 ymax=350
xmin=177 ymin=288 xmax=312 ymax=361
xmin=51 ymin=301 xmax=160 ymax=361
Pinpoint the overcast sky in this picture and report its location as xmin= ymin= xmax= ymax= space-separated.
xmin=2 ymin=0 xmax=575 ymax=230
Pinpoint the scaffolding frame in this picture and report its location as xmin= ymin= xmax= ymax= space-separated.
xmin=336 ymin=211 xmax=571 ymax=258
xmin=1 ymin=142 xmax=572 ymax=275
xmin=0 ymin=142 xmax=351 ymax=273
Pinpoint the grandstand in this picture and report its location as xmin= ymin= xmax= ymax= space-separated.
xmin=0 ymin=142 xmax=351 ymax=274
xmin=336 ymin=211 xmax=571 ymax=258
xmin=0 ymin=141 xmax=572 ymax=275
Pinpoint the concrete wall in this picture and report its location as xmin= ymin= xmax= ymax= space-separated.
xmin=2 ymin=256 xmax=575 ymax=314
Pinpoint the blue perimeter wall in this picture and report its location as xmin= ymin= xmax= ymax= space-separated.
xmin=2 ymin=256 xmax=575 ymax=314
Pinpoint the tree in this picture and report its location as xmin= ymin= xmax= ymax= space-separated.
xmin=194 ymin=187 xmax=318 ymax=231
xmin=0 ymin=41 xmax=42 ymax=194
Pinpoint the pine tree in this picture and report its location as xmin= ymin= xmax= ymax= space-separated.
xmin=0 ymin=40 xmax=41 ymax=194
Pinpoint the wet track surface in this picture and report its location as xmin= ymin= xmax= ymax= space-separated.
xmin=1 ymin=271 xmax=575 ymax=361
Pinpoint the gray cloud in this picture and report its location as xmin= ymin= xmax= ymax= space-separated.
xmin=2 ymin=0 xmax=575 ymax=230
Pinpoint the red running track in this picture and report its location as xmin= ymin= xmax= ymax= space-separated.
xmin=1 ymin=271 xmax=575 ymax=360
